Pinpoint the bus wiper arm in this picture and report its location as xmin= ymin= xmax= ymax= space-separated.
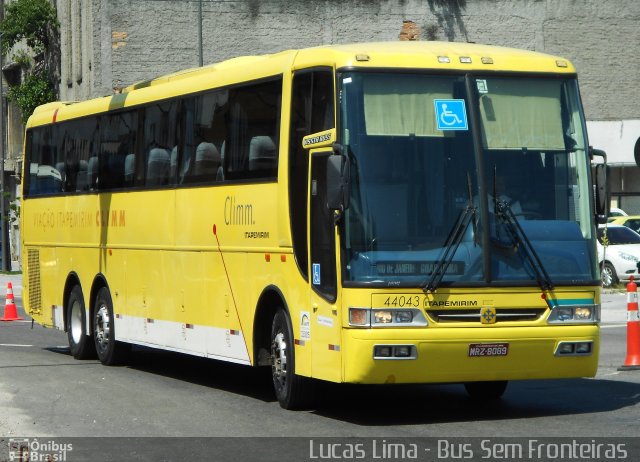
xmin=495 ymin=200 xmax=554 ymax=291
xmin=424 ymin=205 xmax=476 ymax=293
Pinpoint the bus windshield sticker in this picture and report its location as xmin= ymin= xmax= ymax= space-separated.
xmin=476 ymin=79 xmax=488 ymax=93
xmin=434 ymin=99 xmax=468 ymax=131
xmin=312 ymin=263 xmax=321 ymax=285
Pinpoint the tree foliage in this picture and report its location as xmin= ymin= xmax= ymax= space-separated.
xmin=7 ymin=72 xmax=55 ymax=124
xmin=0 ymin=0 xmax=59 ymax=123
xmin=0 ymin=0 xmax=58 ymax=56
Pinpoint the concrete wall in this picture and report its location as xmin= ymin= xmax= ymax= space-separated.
xmin=66 ymin=0 xmax=639 ymax=123
xmin=54 ymin=0 xmax=640 ymax=172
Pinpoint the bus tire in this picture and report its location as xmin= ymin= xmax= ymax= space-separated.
xmin=66 ymin=285 xmax=96 ymax=359
xmin=93 ymin=286 xmax=129 ymax=366
xmin=271 ymin=307 xmax=313 ymax=410
xmin=464 ymin=380 xmax=508 ymax=401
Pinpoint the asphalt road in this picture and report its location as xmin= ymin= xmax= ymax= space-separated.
xmin=1 ymin=276 xmax=639 ymax=461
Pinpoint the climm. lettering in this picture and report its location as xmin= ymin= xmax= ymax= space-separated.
xmin=225 ymin=196 xmax=255 ymax=225
xmin=96 ymin=210 xmax=126 ymax=227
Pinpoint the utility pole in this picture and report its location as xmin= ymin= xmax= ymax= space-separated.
xmin=197 ymin=0 xmax=203 ymax=66
xmin=0 ymin=32 xmax=8 ymax=272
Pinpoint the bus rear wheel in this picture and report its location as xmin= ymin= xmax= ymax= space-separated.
xmin=66 ymin=285 xmax=96 ymax=359
xmin=464 ymin=380 xmax=508 ymax=401
xmin=93 ymin=287 xmax=129 ymax=365
xmin=270 ymin=308 xmax=313 ymax=409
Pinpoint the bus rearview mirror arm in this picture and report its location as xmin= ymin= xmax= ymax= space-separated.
xmin=590 ymin=146 xmax=608 ymax=224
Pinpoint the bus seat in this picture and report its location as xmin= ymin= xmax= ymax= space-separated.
xmin=29 ymin=164 xmax=62 ymax=195
xmin=147 ymin=148 xmax=170 ymax=185
xmin=249 ymin=136 xmax=276 ymax=171
xmin=55 ymin=162 xmax=66 ymax=184
xmin=87 ymin=156 xmax=99 ymax=189
xmin=170 ymin=146 xmax=178 ymax=179
xmin=217 ymin=141 xmax=225 ymax=181
xmin=194 ymin=142 xmax=220 ymax=176
xmin=124 ymin=154 xmax=136 ymax=184
xmin=75 ymin=160 xmax=89 ymax=191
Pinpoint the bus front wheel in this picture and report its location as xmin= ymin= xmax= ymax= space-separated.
xmin=66 ymin=285 xmax=96 ymax=359
xmin=270 ymin=308 xmax=313 ymax=409
xmin=93 ymin=287 xmax=129 ymax=365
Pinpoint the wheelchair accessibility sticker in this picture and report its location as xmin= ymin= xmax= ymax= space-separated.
xmin=312 ymin=263 xmax=321 ymax=285
xmin=434 ymin=99 xmax=468 ymax=131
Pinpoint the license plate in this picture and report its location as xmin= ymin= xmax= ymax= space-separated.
xmin=468 ymin=343 xmax=509 ymax=357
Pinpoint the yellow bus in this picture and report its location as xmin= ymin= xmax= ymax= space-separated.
xmin=21 ymin=42 xmax=606 ymax=409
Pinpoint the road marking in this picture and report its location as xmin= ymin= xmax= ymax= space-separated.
xmin=0 ymin=343 xmax=33 ymax=347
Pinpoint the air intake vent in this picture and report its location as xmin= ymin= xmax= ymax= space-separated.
xmin=27 ymin=249 xmax=42 ymax=314
xmin=428 ymin=308 xmax=546 ymax=323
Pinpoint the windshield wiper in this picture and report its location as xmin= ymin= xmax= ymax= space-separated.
xmin=423 ymin=205 xmax=476 ymax=293
xmin=424 ymin=173 xmax=476 ymax=293
xmin=494 ymin=200 xmax=554 ymax=291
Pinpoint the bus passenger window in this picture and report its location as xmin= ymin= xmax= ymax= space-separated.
xmin=26 ymin=126 xmax=64 ymax=196
xmin=143 ymin=101 xmax=178 ymax=187
xmin=183 ymin=91 xmax=227 ymax=184
xmin=99 ymin=110 xmax=137 ymax=190
xmin=224 ymin=78 xmax=281 ymax=180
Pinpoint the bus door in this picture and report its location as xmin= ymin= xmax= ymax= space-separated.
xmin=308 ymin=149 xmax=342 ymax=382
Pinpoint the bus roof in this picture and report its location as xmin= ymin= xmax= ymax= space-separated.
xmin=27 ymin=41 xmax=576 ymax=128
xmin=292 ymin=41 xmax=575 ymax=73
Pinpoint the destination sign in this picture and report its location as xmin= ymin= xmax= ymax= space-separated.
xmin=375 ymin=261 xmax=464 ymax=276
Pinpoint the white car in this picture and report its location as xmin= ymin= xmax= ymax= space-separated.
xmin=597 ymin=224 xmax=640 ymax=288
xmin=608 ymin=207 xmax=628 ymax=217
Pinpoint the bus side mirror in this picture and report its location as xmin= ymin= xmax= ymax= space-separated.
xmin=327 ymin=154 xmax=350 ymax=211
xmin=590 ymin=147 xmax=608 ymax=224
xmin=593 ymin=163 xmax=608 ymax=224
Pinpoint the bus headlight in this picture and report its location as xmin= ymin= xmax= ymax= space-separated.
xmin=574 ymin=307 xmax=593 ymax=320
xmin=547 ymin=304 xmax=600 ymax=324
xmin=373 ymin=310 xmax=393 ymax=324
xmin=348 ymin=308 xmax=427 ymax=327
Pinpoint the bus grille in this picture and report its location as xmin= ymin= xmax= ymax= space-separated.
xmin=27 ymin=249 xmax=42 ymax=314
xmin=428 ymin=308 xmax=546 ymax=323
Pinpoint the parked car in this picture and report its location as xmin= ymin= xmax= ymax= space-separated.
xmin=607 ymin=215 xmax=640 ymax=234
xmin=608 ymin=207 xmax=628 ymax=218
xmin=597 ymin=224 xmax=640 ymax=287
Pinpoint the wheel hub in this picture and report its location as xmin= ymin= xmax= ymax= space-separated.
xmin=95 ymin=306 xmax=111 ymax=348
xmin=70 ymin=301 xmax=83 ymax=343
xmin=271 ymin=332 xmax=287 ymax=386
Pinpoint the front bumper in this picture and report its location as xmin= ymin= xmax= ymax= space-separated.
xmin=342 ymin=325 xmax=599 ymax=384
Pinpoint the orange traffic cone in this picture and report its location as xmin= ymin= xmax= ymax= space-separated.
xmin=619 ymin=276 xmax=640 ymax=370
xmin=0 ymin=282 xmax=22 ymax=321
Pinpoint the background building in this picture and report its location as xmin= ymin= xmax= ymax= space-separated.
xmin=2 ymin=0 xmax=640 ymax=265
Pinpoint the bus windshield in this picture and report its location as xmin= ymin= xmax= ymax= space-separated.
xmin=339 ymin=72 xmax=598 ymax=287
